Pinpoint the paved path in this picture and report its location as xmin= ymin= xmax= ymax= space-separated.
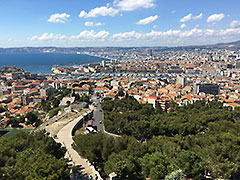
xmin=55 ymin=111 xmax=102 ymax=180
xmin=92 ymin=96 xmax=120 ymax=138
xmin=93 ymin=98 xmax=104 ymax=132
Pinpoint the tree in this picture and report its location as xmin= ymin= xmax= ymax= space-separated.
xmin=53 ymin=99 xmax=60 ymax=108
xmin=66 ymin=101 xmax=71 ymax=107
xmin=25 ymin=111 xmax=41 ymax=127
xmin=140 ymin=152 xmax=176 ymax=180
xmin=48 ymin=108 xmax=60 ymax=118
xmin=3 ymin=149 xmax=69 ymax=180
xmin=0 ymin=106 xmax=5 ymax=113
xmin=117 ymin=89 xmax=125 ymax=97
xmin=176 ymin=150 xmax=205 ymax=179
xmin=0 ymin=131 xmax=69 ymax=180
xmin=73 ymin=99 xmax=240 ymax=179
xmin=104 ymin=151 xmax=141 ymax=180
xmin=41 ymin=99 xmax=51 ymax=112
xmin=165 ymin=169 xmax=186 ymax=180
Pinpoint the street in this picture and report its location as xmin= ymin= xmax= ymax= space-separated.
xmin=93 ymin=97 xmax=104 ymax=132
xmin=55 ymin=110 xmax=102 ymax=180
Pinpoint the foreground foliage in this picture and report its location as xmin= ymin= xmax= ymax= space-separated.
xmin=6 ymin=111 xmax=42 ymax=128
xmin=0 ymin=131 xmax=70 ymax=180
xmin=74 ymin=97 xmax=240 ymax=179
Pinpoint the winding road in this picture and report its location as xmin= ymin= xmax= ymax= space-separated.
xmin=55 ymin=110 xmax=102 ymax=180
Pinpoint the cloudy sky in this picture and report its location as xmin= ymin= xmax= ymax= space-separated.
xmin=1 ymin=0 xmax=240 ymax=47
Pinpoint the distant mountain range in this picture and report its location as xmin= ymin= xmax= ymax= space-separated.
xmin=0 ymin=40 xmax=240 ymax=53
xmin=214 ymin=40 xmax=240 ymax=48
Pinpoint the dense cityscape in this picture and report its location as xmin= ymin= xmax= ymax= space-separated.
xmin=0 ymin=45 xmax=240 ymax=179
xmin=2 ymin=45 xmax=240 ymax=121
xmin=1 ymin=0 xmax=240 ymax=179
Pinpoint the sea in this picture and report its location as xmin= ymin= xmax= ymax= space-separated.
xmin=0 ymin=52 xmax=106 ymax=74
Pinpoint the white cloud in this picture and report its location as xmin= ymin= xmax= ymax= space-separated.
xmin=70 ymin=30 xmax=109 ymax=41
xmin=145 ymin=29 xmax=181 ymax=38
xmin=84 ymin=22 xmax=103 ymax=27
xmin=153 ymin=25 xmax=157 ymax=28
xmin=31 ymin=31 xmax=110 ymax=43
xmin=136 ymin=15 xmax=158 ymax=25
xmin=207 ymin=13 xmax=224 ymax=23
xmin=79 ymin=11 xmax=88 ymax=18
xmin=111 ymin=31 xmax=142 ymax=41
xmin=79 ymin=6 xmax=119 ymax=18
xmin=84 ymin=22 xmax=94 ymax=27
xmin=180 ymin=27 xmax=203 ymax=37
xmin=78 ymin=0 xmax=155 ymax=20
xmin=180 ymin=24 xmax=186 ymax=29
xmin=114 ymin=0 xmax=155 ymax=11
xmin=230 ymin=20 xmax=240 ymax=28
xmin=95 ymin=22 xmax=103 ymax=26
xmin=31 ymin=33 xmax=67 ymax=41
xmin=48 ymin=13 xmax=70 ymax=23
xmin=171 ymin=10 xmax=176 ymax=14
xmin=30 ymin=27 xmax=240 ymax=46
xmin=111 ymin=28 xmax=240 ymax=44
xmin=180 ymin=13 xmax=203 ymax=22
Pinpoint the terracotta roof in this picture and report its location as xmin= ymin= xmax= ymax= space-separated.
xmin=225 ymin=102 xmax=240 ymax=107
xmin=148 ymin=95 xmax=158 ymax=100
xmin=3 ymin=118 xmax=10 ymax=122
xmin=72 ymin=87 xmax=89 ymax=91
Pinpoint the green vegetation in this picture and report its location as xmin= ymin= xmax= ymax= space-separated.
xmin=48 ymin=107 xmax=61 ymax=118
xmin=73 ymin=97 xmax=240 ymax=179
xmin=0 ymin=106 xmax=5 ymax=113
xmin=6 ymin=111 xmax=41 ymax=128
xmin=1 ymin=128 xmax=32 ymax=139
xmin=102 ymin=96 xmax=162 ymax=141
xmin=165 ymin=169 xmax=186 ymax=180
xmin=0 ymin=130 xmax=8 ymax=137
xmin=73 ymin=133 xmax=145 ymax=179
xmin=72 ymin=93 xmax=89 ymax=103
xmin=117 ymin=88 xmax=125 ymax=97
xmin=41 ymin=87 xmax=89 ymax=118
xmin=7 ymin=81 xmax=13 ymax=86
xmin=0 ymin=131 xmax=69 ymax=179
xmin=25 ymin=111 xmax=41 ymax=126
xmin=40 ymin=87 xmax=71 ymax=112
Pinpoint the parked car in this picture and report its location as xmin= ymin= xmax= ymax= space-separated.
xmin=53 ymin=134 xmax=58 ymax=139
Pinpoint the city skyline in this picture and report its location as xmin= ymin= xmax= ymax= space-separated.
xmin=1 ymin=0 xmax=240 ymax=47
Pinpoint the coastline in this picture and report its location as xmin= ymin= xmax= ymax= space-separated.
xmin=0 ymin=52 xmax=108 ymax=74
xmin=82 ymin=52 xmax=114 ymax=61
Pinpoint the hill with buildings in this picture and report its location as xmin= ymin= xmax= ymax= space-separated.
xmin=0 ymin=39 xmax=240 ymax=54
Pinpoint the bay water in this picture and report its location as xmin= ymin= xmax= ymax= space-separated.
xmin=0 ymin=52 xmax=105 ymax=74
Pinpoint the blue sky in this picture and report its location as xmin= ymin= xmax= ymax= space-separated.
xmin=1 ymin=0 xmax=240 ymax=47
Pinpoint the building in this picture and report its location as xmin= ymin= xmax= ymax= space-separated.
xmin=149 ymin=49 xmax=153 ymax=57
xmin=194 ymin=83 xmax=220 ymax=95
xmin=176 ymin=76 xmax=186 ymax=87
xmin=111 ymin=80 xmax=119 ymax=87
xmin=72 ymin=87 xmax=89 ymax=96
xmin=236 ymin=61 xmax=240 ymax=69
xmin=167 ymin=69 xmax=183 ymax=74
xmin=147 ymin=96 xmax=159 ymax=108
xmin=223 ymin=102 xmax=240 ymax=110
xmin=102 ymin=60 xmax=106 ymax=67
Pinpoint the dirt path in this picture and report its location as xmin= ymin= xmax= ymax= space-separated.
xmin=38 ymin=109 xmax=88 ymax=136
